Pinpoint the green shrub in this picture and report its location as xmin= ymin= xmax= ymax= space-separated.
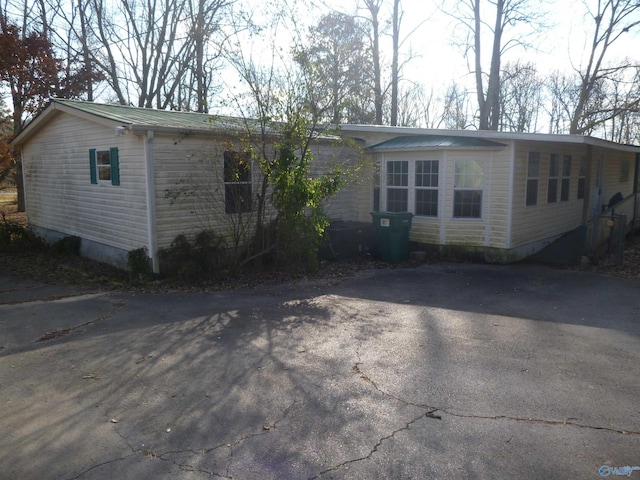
xmin=52 ymin=235 xmax=82 ymax=256
xmin=0 ymin=221 xmax=44 ymax=251
xmin=127 ymin=247 xmax=153 ymax=283
xmin=158 ymin=230 xmax=228 ymax=279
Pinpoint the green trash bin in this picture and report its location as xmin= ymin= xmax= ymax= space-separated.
xmin=371 ymin=211 xmax=413 ymax=263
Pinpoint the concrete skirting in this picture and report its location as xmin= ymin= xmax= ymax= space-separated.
xmin=31 ymin=225 xmax=130 ymax=270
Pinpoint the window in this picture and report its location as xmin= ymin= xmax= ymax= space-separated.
xmin=620 ymin=160 xmax=630 ymax=183
xmin=561 ymin=155 xmax=571 ymax=202
xmin=415 ymin=160 xmax=439 ymax=217
xmin=90 ymin=148 xmax=120 ymax=186
xmin=224 ymin=151 xmax=252 ymax=214
xmin=386 ymin=160 xmax=408 ymax=212
xmin=548 ymin=154 xmax=559 ymax=203
xmin=577 ymin=157 xmax=587 ymax=200
xmin=453 ymin=159 xmax=483 ymax=218
xmin=526 ymin=152 xmax=539 ymax=206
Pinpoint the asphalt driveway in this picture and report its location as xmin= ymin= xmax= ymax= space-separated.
xmin=1 ymin=263 xmax=639 ymax=479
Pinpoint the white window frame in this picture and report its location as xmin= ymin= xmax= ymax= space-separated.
xmin=385 ymin=160 xmax=409 ymax=212
xmin=414 ymin=159 xmax=439 ymax=218
xmin=526 ymin=151 xmax=540 ymax=207
xmin=453 ymin=159 xmax=484 ymax=219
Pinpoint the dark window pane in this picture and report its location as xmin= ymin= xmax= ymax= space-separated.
xmin=526 ymin=179 xmax=538 ymax=206
xmin=528 ymin=152 xmax=540 ymax=176
xmin=548 ymin=178 xmax=558 ymax=203
xmin=577 ymin=178 xmax=585 ymax=200
xmin=562 ymin=156 xmax=572 ymax=176
xmin=453 ymin=190 xmax=482 ymax=218
xmin=224 ymin=151 xmax=252 ymax=213
xmin=225 ymin=184 xmax=252 ymax=214
xmin=415 ymin=189 xmax=438 ymax=217
xmin=387 ymin=188 xmax=408 ymax=212
xmin=224 ymin=151 xmax=251 ymax=182
xmin=387 ymin=161 xmax=408 ymax=187
xmin=416 ymin=160 xmax=438 ymax=188
xmin=549 ymin=154 xmax=559 ymax=176
xmin=561 ymin=178 xmax=570 ymax=201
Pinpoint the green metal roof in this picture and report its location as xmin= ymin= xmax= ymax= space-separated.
xmin=13 ymin=98 xmax=343 ymax=146
xmin=51 ymin=98 xmax=254 ymax=133
xmin=369 ymin=135 xmax=507 ymax=151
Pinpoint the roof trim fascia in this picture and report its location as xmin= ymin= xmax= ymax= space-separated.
xmin=11 ymin=100 xmax=128 ymax=146
xmin=340 ymin=124 xmax=640 ymax=153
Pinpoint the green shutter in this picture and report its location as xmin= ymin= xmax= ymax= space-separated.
xmin=89 ymin=149 xmax=97 ymax=184
xmin=110 ymin=147 xmax=120 ymax=186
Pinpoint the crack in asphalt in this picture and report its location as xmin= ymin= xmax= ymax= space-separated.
xmin=36 ymin=300 xmax=125 ymax=342
xmin=101 ymin=401 xmax=301 ymax=479
xmin=308 ymin=410 xmax=440 ymax=480
xmin=306 ymin=360 xmax=640 ymax=479
xmin=64 ymin=454 xmax=138 ymax=480
xmin=442 ymin=411 xmax=640 ymax=436
xmin=353 ymin=360 xmax=640 ymax=435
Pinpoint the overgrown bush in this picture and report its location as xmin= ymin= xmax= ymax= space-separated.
xmin=0 ymin=221 xmax=44 ymax=251
xmin=52 ymin=235 xmax=81 ymax=256
xmin=158 ymin=230 xmax=228 ymax=279
xmin=127 ymin=247 xmax=153 ymax=283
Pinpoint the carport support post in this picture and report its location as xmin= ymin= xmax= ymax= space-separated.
xmin=144 ymin=130 xmax=159 ymax=274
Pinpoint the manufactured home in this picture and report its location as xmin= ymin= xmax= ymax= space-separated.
xmin=11 ymin=99 xmax=640 ymax=270
xmin=11 ymin=99 xmax=368 ymax=272
xmin=343 ymin=125 xmax=640 ymax=263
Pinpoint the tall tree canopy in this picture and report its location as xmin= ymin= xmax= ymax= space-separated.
xmin=294 ymin=12 xmax=374 ymax=124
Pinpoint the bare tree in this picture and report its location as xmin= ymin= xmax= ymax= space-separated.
xmin=394 ymin=82 xmax=439 ymax=128
xmin=546 ymin=71 xmax=580 ymax=134
xmin=441 ymin=81 xmax=474 ymax=129
xmin=362 ymin=0 xmax=384 ymax=124
xmin=499 ymin=60 xmax=543 ymax=132
xmin=80 ymin=0 xmax=233 ymax=109
xmin=390 ymin=0 xmax=400 ymax=126
xmin=569 ymin=0 xmax=640 ymax=134
xmin=445 ymin=0 xmax=546 ymax=130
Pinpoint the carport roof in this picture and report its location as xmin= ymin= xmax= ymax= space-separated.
xmin=369 ymin=135 xmax=507 ymax=151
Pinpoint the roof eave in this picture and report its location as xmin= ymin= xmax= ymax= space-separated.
xmin=369 ymin=145 xmax=507 ymax=153
xmin=11 ymin=100 xmax=130 ymax=147
xmin=341 ymin=124 xmax=640 ymax=153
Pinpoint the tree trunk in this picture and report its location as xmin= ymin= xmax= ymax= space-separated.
xmin=473 ymin=0 xmax=488 ymax=130
xmin=486 ymin=0 xmax=504 ymax=130
xmin=365 ymin=0 xmax=383 ymax=125
xmin=390 ymin=0 xmax=400 ymax=126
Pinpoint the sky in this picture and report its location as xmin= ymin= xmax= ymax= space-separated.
xmin=311 ymin=0 xmax=639 ymax=90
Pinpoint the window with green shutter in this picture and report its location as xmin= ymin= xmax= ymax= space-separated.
xmin=90 ymin=148 xmax=120 ymax=186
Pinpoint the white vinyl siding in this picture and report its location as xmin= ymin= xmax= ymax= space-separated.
xmin=21 ymin=113 xmax=148 ymax=251
xmin=153 ymin=135 xmax=369 ymax=250
xmin=511 ymin=142 xmax=589 ymax=248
